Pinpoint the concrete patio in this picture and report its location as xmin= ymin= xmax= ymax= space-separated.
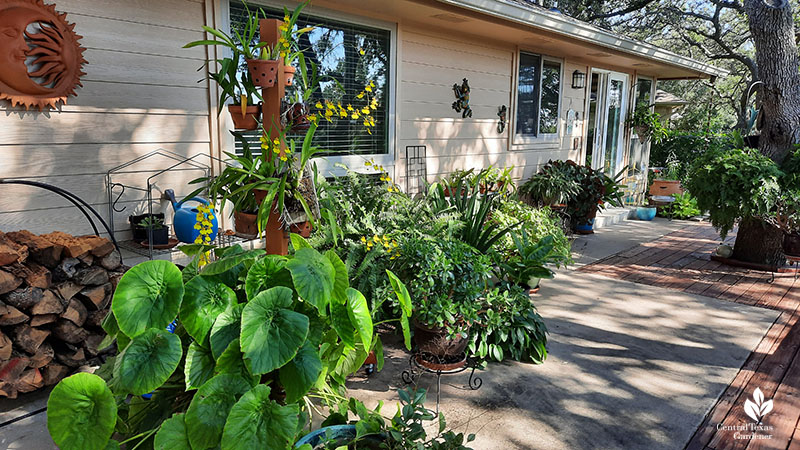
xmin=0 ymin=219 xmax=782 ymax=449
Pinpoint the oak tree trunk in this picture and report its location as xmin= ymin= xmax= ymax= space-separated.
xmin=733 ymin=0 xmax=800 ymax=265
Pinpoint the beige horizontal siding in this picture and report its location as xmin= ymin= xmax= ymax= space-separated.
xmin=0 ymin=0 xmax=212 ymax=238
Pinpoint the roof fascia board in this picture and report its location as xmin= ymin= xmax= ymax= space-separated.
xmin=436 ymin=0 xmax=729 ymax=78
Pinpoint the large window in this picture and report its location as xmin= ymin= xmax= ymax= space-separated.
xmin=515 ymin=51 xmax=561 ymax=138
xmin=230 ymin=2 xmax=390 ymax=155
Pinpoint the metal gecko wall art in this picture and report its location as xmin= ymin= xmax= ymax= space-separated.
xmin=451 ymin=78 xmax=472 ymax=118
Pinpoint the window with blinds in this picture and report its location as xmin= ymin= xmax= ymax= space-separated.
xmin=229 ymin=2 xmax=390 ymax=156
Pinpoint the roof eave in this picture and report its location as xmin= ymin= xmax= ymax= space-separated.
xmin=436 ymin=0 xmax=729 ymax=79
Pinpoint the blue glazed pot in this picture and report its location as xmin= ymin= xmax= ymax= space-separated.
xmin=575 ymin=218 xmax=594 ymax=233
xmin=295 ymin=425 xmax=385 ymax=448
xmin=636 ymin=207 xmax=657 ymax=221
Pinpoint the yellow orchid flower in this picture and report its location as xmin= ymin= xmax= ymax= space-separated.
xmin=315 ymin=101 xmax=323 ymax=109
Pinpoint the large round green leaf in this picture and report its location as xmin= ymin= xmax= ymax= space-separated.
xmin=154 ymin=413 xmax=191 ymax=450
xmin=113 ymin=329 xmax=182 ymax=395
xmin=286 ymin=248 xmax=335 ymax=313
xmin=220 ymin=384 xmax=299 ymax=450
xmin=111 ymin=260 xmax=184 ymax=338
xmin=326 ymin=250 xmax=349 ymax=305
xmin=346 ymin=288 xmax=372 ymax=352
xmin=215 ymin=338 xmax=258 ymax=386
xmin=185 ymin=374 xmax=252 ymax=450
xmin=279 ymin=342 xmax=322 ymax=403
xmin=180 ymin=276 xmax=236 ymax=346
xmin=245 ymin=255 xmax=293 ymax=300
xmin=330 ymin=300 xmax=355 ymax=348
xmin=185 ymin=342 xmax=216 ymax=391
xmin=210 ymin=304 xmax=244 ymax=359
xmin=47 ymin=373 xmax=117 ymax=450
xmin=201 ymin=249 xmax=265 ymax=275
xmin=241 ymin=287 xmax=309 ymax=375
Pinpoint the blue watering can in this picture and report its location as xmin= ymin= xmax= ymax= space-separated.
xmin=164 ymin=189 xmax=218 ymax=244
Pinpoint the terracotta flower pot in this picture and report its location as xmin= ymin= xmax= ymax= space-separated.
xmin=284 ymin=65 xmax=296 ymax=87
xmin=227 ymin=104 xmax=260 ymax=130
xmin=650 ymin=179 xmax=684 ymax=196
xmin=289 ymin=220 xmax=312 ymax=238
xmin=247 ymin=59 xmax=279 ymax=88
xmin=233 ymin=210 xmax=258 ymax=238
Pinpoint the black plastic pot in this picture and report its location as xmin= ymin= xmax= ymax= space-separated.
xmin=144 ymin=227 xmax=169 ymax=246
xmin=784 ymin=232 xmax=800 ymax=257
xmin=129 ymin=213 xmax=165 ymax=241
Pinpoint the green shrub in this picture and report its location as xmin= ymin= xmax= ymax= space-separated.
xmin=650 ymin=130 xmax=736 ymax=182
xmin=490 ymin=198 xmax=571 ymax=265
xmin=686 ymin=147 xmax=783 ymax=238
xmin=469 ymin=287 xmax=548 ymax=363
xmin=668 ymin=192 xmax=702 ymax=220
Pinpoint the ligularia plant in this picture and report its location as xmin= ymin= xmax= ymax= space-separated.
xmin=46 ymin=236 xmax=410 ymax=450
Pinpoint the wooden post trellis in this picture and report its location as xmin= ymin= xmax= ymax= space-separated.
xmin=259 ymin=18 xmax=289 ymax=255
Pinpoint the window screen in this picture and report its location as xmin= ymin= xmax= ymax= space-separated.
xmin=229 ymin=2 xmax=390 ymax=156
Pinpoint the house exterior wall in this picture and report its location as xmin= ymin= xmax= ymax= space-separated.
xmin=0 ymin=0 xmax=216 ymax=238
xmin=394 ymin=25 xmax=588 ymax=189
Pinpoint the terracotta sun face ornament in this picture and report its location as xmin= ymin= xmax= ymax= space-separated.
xmin=0 ymin=0 xmax=87 ymax=110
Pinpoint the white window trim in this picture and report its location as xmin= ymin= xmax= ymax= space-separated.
xmin=511 ymin=50 xmax=563 ymax=147
xmin=219 ymin=0 xmax=397 ymax=178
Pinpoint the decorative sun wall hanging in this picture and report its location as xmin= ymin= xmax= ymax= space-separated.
xmin=0 ymin=0 xmax=87 ymax=110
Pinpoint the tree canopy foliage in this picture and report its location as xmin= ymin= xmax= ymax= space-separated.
xmin=526 ymin=0 xmax=800 ymax=133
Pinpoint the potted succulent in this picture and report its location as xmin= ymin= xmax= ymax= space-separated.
xmin=138 ymin=216 xmax=169 ymax=246
xmin=128 ymin=212 xmax=165 ymax=242
xmin=46 ymin=239 xmax=387 ymax=450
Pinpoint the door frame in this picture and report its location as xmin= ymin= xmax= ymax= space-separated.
xmin=585 ymin=68 xmax=629 ymax=174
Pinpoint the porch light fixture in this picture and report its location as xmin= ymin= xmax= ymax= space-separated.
xmin=572 ymin=70 xmax=586 ymax=89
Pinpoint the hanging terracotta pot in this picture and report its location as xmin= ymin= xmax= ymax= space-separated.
xmin=227 ymin=104 xmax=260 ymax=130
xmin=289 ymin=221 xmax=312 ymax=238
xmin=284 ymin=65 xmax=296 ymax=87
xmin=247 ymin=59 xmax=279 ymax=88
xmin=233 ymin=210 xmax=258 ymax=238
xmin=284 ymin=102 xmax=310 ymax=133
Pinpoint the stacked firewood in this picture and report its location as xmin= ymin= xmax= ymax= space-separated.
xmin=0 ymin=230 xmax=124 ymax=398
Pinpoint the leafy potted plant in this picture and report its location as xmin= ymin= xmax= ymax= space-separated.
xmin=46 ymin=237 xmax=392 ymax=450
xmin=392 ymin=235 xmax=491 ymax=366
xmin=519 ymin=159 xmax=581 ymax=207
xmin=496 ymin=231 xmax=557 ymax=293
xmin=296 ymin=388 xmax=475 ymax=449
xmin=138 ymin=216 xmax=169 ymax=246
xmin=129 ymin=212 xmax=165 ymax=242
xmin=184 ymin=5 xmax=267 ymax=129
xmin=276 ymin=1 xmax=315 ymax=86
xmin=627 ymin=104 xmax=667 ymax=144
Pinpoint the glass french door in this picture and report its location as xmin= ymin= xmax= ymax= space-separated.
xmin=587 ymin=71 xmax=628 ymax=176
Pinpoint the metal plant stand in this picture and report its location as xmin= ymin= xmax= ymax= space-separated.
xmin=401 ymin=352 xmax=483 ymax=416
